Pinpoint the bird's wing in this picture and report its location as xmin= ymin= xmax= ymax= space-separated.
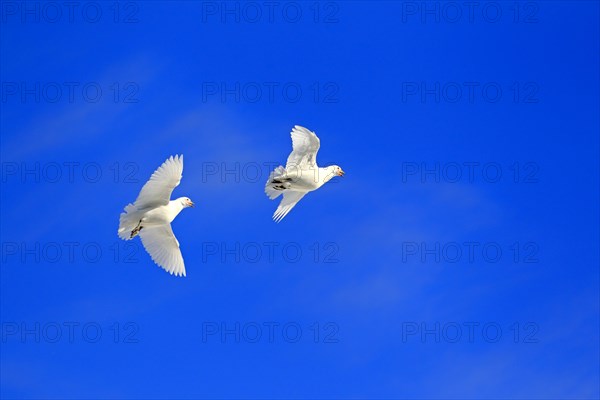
xmin=273 ymin=191 xmax=307 ymax=223
xmin=139 ymin=224 xmax=186 ymax=277
xmin=134 ymin=155 xmax=184 ymax=209
xmin=285 ymin=126 xmax=321 ymax=169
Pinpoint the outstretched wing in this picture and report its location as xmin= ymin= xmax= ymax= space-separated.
xmin=285 ymin=126 xmax=321 ymax=169
xmin=134 ymin=155 xmax=184 ymax=209
xmin=273 ymin=191 xmax=307 ymax=223
xmin=139 ymin=224 xmax=186 ymax=277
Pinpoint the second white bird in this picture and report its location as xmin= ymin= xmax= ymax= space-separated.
xmin=265 ymin=125 xmax=345 ymax=222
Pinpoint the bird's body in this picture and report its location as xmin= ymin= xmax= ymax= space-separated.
xmin=267 ymin=166 xmax=338 ymax=192
xmin=118 ymin=155 xmax=194 ymax=277
xmin=265 ymin=126 xmax=344 ymax=222
xmin=140 ymin=200 xmax=186 ymax=226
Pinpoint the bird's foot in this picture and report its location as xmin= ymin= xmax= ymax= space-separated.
xmin=130 ymin=220 xmax=143 ymax=238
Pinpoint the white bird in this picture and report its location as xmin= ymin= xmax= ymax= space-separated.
xmin=118 ymin=155 xmax=194 ymax=277
xmin=265 ymin=125 xmax=344 ymax=222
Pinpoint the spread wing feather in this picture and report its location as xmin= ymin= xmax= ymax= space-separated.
xmin=134 ymin=155 xmax=184 ymax=210
xmin=272 ymin=191 xmax=307 ymax=223
xmin=139 ymin=224 xmax=186 ymax=277
xmin=285 ymin=126 xmax=320 ymax=170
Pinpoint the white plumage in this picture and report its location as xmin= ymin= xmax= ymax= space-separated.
xmin=118 ymin=155 xmax=194 ymax=277
xmin=265 ymin=125 xmax=344 ymax=222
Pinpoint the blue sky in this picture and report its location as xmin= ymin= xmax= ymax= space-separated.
xmin=1 ymin=1 xmax=599 ymax=398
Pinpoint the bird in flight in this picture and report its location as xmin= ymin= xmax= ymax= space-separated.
xmin=265 ymin=125 xmax=344 ymax=222
xmin=118 ymin=155 xmax=194 ymax=277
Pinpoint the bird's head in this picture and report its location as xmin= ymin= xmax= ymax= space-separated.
xmin=322 ymin=165 xmax=345 ymax=184
xmin=180 ymin=197 xmax=195 ymax=208
xmin=333 ymin=165 xmax=345 ymax=177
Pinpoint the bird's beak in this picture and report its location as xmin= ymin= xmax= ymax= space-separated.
xmin=338 ymin=169 xmax=345 ymax=177
xmin=188 ymin=201 xmax=195 ymax=207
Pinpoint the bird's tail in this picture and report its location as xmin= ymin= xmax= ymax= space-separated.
xmin=265 ymin=165 xmax=288 ymax=200
xmin=118 ymin=203 xmax=141 ymax=240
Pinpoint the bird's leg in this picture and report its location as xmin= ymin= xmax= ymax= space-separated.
xmin=130 ymin=219 xmax=143 ymax=238
xmin=271 ymin=177 xmax=293 ymax=191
